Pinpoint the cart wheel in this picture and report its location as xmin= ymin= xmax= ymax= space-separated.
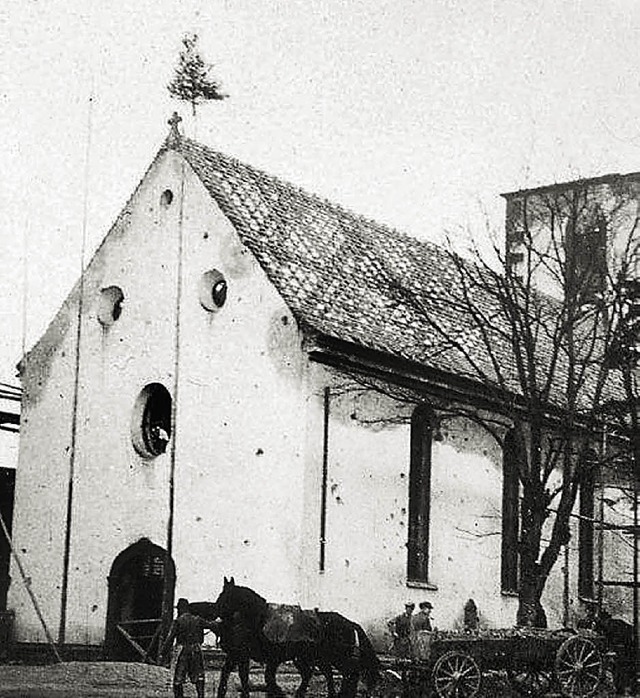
xmin=507 ymin=666 xmax=553 ymax=696
xmin=374 ymin=669 xmax=405 ymax=698
xmin=554 ymin=635 xmax=603 ymax=698
xmin=432 ymin=650 xmax=482 ymax=698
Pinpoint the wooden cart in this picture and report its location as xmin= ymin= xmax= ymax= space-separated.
xmin=376 ymin=628 xmax=606 ymax=698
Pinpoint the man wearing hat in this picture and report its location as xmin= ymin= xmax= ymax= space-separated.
xmin=160 ymin=597 xmax=219 ymax=698
xmin=388 ymin=602 xmax=415 ymax=657
xmin=413 ymin=601 xmax=433 ymax=631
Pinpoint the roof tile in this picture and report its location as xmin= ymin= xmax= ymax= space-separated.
xmin=174 ymin=137 xmax=620 ymax=412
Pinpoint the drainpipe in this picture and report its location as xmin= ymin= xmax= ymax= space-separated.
xmin=162 ymin=150 xmax=186 ymax=641
xmin=319 ymin=387 xmax=330 ymax=572
xmin=59 ymin=89 xmax=93 ymax=647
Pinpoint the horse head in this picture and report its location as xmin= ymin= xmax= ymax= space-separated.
xmin=214 ymin=577 xmax=267 ymax=622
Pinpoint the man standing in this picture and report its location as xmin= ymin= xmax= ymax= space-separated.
xmin=161 ymin=598 xmax=218 ymax=698
xmin=413 ymin=601 xmax=433 ymax=631
xmin=388 ymin=602 xmax=415 ymax=657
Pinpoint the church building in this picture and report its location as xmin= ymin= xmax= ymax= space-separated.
xmin=8 ymin=116 xmax=626 ymax=656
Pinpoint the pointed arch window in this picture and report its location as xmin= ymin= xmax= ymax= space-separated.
xmin=408 ymin=405 xmax=433 ymax=584
xmin=501 ymin=429 xmax=521 ymax=594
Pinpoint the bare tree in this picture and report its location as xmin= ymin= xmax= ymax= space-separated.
xmin=430 ymin=181 xmax=638 ymax=626
xmin=337 ymin=178 xmax=638 ymax=627
xmin=606 ymin=275 xmax=639 ymax=470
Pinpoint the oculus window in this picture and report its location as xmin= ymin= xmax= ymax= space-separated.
xmin=199 ymin=269 xmax=228 ymax=311
xmin=160 ymin=189 xmax=174 ymax=207
xmin=131 ymin=383 xmax=172 ymax=459
xmin=97 ymin=286 xmax=124 ymax=327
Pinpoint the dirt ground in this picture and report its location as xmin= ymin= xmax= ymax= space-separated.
xmin=0 ymin=661 xmax=627 ymax=698
xmin=0 ymin=663 xmax=326 ymax=698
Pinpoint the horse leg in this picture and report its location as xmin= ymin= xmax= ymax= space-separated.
xmin=293 ymin=657 xmax=314 ymax=698
xmin=318 ymin=662 xmax=336 ymax=698
xmin=339 ymin=668 xmax=359 ymax=698
xmin=216 ymin=654 xmax=235 ymax=698
xmin=238 ymin=656 xmax=251 ymax=698
xmin=338 ymin=660 xmax=360 ymax=698
xmin=265 ymin=660 xmax=285 ymax=698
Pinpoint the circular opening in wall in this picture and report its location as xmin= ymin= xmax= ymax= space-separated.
xmin=160 ymin=189 xmax=174 ymax=208
xmin=97 ymin=286 xmax=125 ymax=327
xmin=131 ymin=383 xmax=172 ymax=459
xmin=199 ymin=269 xmax=228 ymax=311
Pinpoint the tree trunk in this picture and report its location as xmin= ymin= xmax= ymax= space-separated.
xmin=517 ymin=418 xmax=548 ymax=627
xmin=516 ymin=572 xmax=548 ymax=628
xmin=517 ymin=513 xmax=548 ymax=628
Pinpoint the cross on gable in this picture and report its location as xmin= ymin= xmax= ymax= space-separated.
xmin=168 ymin=112 xmax=182 ymax=135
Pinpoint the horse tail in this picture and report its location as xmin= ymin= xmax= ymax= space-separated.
xmin=354 ymin=624 xmax=380 ymax=689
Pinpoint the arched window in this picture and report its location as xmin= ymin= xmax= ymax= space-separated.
xmin=408 ymin=405 xmax=433 ymax=584
xmin=501 ymin=429 xmax=521 ymax=593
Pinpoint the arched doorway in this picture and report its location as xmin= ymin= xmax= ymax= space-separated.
xmin=104 ymin=538 xmax=175 ymax=660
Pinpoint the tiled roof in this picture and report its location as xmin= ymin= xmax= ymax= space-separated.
xmin=173 ymin=136 xmax=618 ymax=411
xmin=175 ymin=138 xmax=505 ymax=381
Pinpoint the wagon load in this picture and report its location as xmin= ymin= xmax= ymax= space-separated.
xmin=379 ymin=627 xmax=606 ymax=698
xmin=409 ymin=630 xmax=435 ymax=660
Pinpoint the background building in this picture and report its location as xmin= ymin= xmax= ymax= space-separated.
xmin=503 ymin=176 xmax=638 ymax=637
xmin=0 ymin=383 xmax=19 ymax=612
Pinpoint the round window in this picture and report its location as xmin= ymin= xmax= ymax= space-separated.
xmin=97 ymin=286 xmax=124 ymax=327
xmin=131 ymin=384 xmax=172 ymax=459
xmin=199 ymin=270 xmax=228 ymax=311
xmin=160 ymin=189 xmax=174 ymax=207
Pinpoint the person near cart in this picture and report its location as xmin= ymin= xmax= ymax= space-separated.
xmin=388 ymin=602 xmax=415 ymax=657
xmin=413 ymin=601 xmax=433 ymax=631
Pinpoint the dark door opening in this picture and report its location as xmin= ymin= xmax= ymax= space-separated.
xmin=104 ymin=538 xmax=174 ymax=661
xmin=0 ymin=468 xmax=15 ymax=611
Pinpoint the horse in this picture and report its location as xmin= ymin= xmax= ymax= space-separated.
xmin=198 ymin=577 xmax=379 ymax=698
xmin=313 ymin=609 xmax=380 ymax=698
xmin=188 ymin=600 xmax=255 ymax=698
xmin=595 ymin=611 xmax=635 ymax=695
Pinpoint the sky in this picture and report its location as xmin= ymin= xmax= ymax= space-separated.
xmin=2 ymin=0 xmax=640 ymax=394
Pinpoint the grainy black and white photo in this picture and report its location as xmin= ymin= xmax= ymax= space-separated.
xmin=0 ymin=2 xmax=638 ymax=696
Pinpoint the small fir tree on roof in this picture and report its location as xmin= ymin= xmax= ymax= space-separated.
xmin=167 ymin=33 xmax=227 ymax=117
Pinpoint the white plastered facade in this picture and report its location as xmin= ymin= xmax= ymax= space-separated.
xmin=10 ymin=148 xmax=584 ymax=649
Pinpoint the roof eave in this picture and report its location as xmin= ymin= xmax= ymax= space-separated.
xmin=306 ymin=332 xmax=524 ymax=416
xmin=307 ymin=333 xmax=618 ymax=433
xmin=501 ymin=171 xmax=640 ymax=200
